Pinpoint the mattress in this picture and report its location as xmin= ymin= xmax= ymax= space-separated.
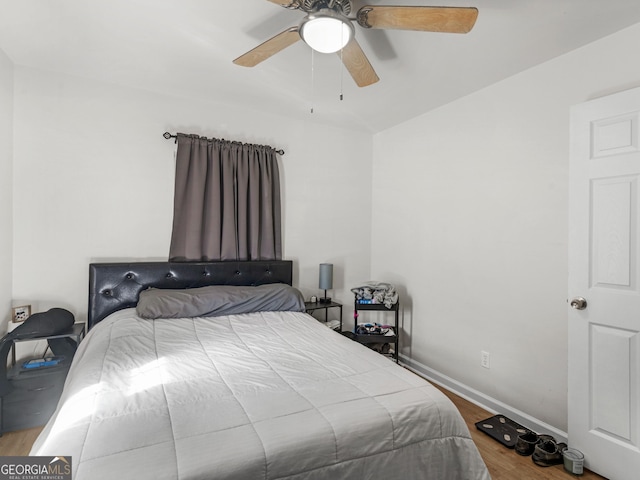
xmin=31 ymin=308 xmax=490 ymax=479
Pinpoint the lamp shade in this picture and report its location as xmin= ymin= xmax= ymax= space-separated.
xmin=319 ymin=263 xmax=334 ymax=290
xmin=300 ymin=10 xmax=354 ymax=54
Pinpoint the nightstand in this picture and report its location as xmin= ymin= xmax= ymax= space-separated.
xmin=304 ymin=301 xmax=343 ymax=332
xmin=11 ymin=322 xmax=85 ymax=366
xmin=1 ymin=323 xmax=85 ymax=434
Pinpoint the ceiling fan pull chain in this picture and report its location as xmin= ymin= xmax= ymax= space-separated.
xmin=339 ymin=52 xmax=344 ymax=101
xmin=339 ymin=29 xmax=344 ymax=101
xmin=310 ymin=48 xmax=315 ymax=114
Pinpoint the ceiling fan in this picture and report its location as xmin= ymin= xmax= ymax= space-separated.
xmin=233 ymin=0 xmax=478 ymax=87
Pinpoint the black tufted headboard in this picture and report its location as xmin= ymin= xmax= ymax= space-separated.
xmin=88 ymin=261 xmax=293 ymax=330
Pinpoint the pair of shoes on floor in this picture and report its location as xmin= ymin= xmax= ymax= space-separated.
xmin=532 ymin=438 xmax=567 ymax=467
xmin=515 ymin=432 xmax=554 ymax=456
xmin=515 ymin=432 xmax=567 ymax=466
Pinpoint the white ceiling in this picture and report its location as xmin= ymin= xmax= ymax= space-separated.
xmin=1 ymin=0 xmax=640 ymax=133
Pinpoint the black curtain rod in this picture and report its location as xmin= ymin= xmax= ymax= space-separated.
xmin=163 ymin=132 xmax=285 ymax=155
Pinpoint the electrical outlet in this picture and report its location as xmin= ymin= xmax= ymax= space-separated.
xmin=11 ymin=304 xmax=31 ymax=323
xmin=481 ymin=350 xmax=491 ymax=369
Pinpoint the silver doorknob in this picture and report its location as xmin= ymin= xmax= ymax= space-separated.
xmin=570 ymin=297 xmax=587 ymax=310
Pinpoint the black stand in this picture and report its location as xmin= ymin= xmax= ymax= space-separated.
xmin=319 ymin=290 xmax=331 ymax=303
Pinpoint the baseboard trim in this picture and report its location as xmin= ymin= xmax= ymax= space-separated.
xmin=399 ymin=354 xmax=567 ymax=444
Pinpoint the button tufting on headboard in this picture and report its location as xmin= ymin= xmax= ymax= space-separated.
xmin=88 ymin=261 xmax=293 ymax=330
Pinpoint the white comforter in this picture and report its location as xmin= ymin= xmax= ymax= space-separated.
xmin=31 ymin=309 xmax=490 ymax=480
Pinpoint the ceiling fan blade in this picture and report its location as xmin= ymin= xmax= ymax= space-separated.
xmin=357 ymin=6 xmax=478 ymax=33
xmin=233 ymin=27 xmax=300 ymax=67
xmin=338 ymin=39 xmax=379 ymax=87
xmin=266 ymin=0 xmax=301 ymax=9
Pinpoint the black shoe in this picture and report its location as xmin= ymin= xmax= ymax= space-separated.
xmin=532 ymin=439 xmax=567 ymax=467
xmin=515 ymin=432 xmax=540 ymax=456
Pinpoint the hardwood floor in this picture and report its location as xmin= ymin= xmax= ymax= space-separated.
xmin=433 ymin=384 xmax=607 ymax=480
xmin=0 ymin=426 xmax=43 ymax=456
xmin=0 ymin=386 xmax=607 ymax=479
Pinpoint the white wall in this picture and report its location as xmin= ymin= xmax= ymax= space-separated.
xmin=372 ymin=22 xmax=640 ymax=432
xmin=12 ymin=67 xmax=373 ymax=325
xmin=11 ymin=19 xmax=640 ymax=437
xmin=0 ymin=49 xmax=13 ymax=332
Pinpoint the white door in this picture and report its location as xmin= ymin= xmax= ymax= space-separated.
xmin=569 ymin=86 xmax=640 ymax=479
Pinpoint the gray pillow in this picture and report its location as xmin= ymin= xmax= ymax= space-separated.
xmin=137 ymin=283 xmax=305 ymax=319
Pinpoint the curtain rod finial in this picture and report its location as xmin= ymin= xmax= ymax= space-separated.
xmin=163 ymin=132 xmax=177 ymax=143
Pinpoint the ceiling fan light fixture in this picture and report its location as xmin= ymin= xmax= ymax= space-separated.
xmin=300 ymin=10 xmax=354 ymax=54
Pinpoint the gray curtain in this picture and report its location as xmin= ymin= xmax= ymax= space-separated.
xmin=169 ymin=133 xmax=282 ymax=261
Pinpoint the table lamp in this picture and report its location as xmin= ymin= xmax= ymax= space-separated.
xmin=319 ymin=263 xmax=333 ymax=304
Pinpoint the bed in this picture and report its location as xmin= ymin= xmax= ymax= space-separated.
xmin=30 ymin=260 xmax=490 ymax=480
